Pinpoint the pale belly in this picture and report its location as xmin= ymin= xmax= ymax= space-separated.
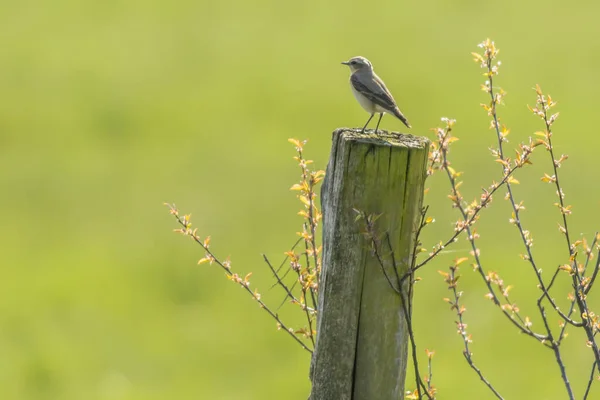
xmin=350 ymin=85 xmax=388 ymax=114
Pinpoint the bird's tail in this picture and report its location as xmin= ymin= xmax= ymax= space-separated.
xmin=392 ymin=107 xmax=411 ymax=128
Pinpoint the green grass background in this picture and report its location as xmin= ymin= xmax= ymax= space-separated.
xmin=2 ymin=0 xmax=599 ymax=398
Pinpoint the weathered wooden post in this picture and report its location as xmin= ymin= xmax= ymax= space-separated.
xmin=310 ymin=128 xmax=430 ymax=400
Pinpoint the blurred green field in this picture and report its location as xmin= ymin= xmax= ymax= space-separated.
xmin=2 ymin=0 xmax=600 ymax=398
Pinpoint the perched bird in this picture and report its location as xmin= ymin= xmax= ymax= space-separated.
xmin=341 ymin=56 xmax=411 ymax=133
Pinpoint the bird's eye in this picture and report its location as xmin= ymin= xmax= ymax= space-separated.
xmin=350 ymin=61 xmax=357 ymax=65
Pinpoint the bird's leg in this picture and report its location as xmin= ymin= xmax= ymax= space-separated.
xmin=374 ymin=113 xmax=384 ymax=134
xmin=361 ymin=113 xmax=374 ymax=133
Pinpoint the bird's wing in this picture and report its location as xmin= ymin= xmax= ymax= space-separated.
xmin=351 ymin=72 xmax=398 ymax=112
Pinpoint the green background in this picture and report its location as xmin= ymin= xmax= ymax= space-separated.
xmin=2 ymin=0 xmax=599 ymax=398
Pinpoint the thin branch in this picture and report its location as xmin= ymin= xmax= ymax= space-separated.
xmin=556 ymin=301 xmax=577 ymax=346
xmin=360 ymin=211 xmax=401 ymax=294
xmin=263 ymin=254 xmax=300 ymax=305
xmin=282 ymin=246 xmax=318 ymax=346
xmin=444 ymin=261 xmax=504 ymax=399
xmin=582 ymin=234 xmax=599 ymax=276
xmin=538 ymin=90 xmax=572 ymax=251
xmin=537 ymin=299 xmax=575 ymax=399
xmin=296 ymin=146 xmax=322 ymax=292
xmin=585 ymin=247 xmax=600 ymax=295
xmin=386 ymin=233 xmax=406 ymax=304
xmin=264 ymin=252 xmax=317 ymax=347
xmin=583 ymin=361 xmax=597 ymax=400
xmin=364 ymin=215 xmax=432 ymax=399
xmin=273 ymin=237 xmax=303 ymax=277
xmin=534 ymin=88 xmax=600 ymax=366
xmin=168 ymin=204 xmax=313 ymax=353
xmin=543 ymin=268 xmax=562 ymax=297
xmin=413 ymin=159 xmax=529 ymax=273
xmin=426 ymin=351 xmax=434 ymax=395
xmin=559 ymin=236 xmax=598 ymax=343
xmin=406 ymin=207 xmax=429 ymax=286
xmin=384 ymin=231 xmax=433 ymax=399
xmin=436 ymin=122 xmax=545 ymax=342
xmin=480 ymin=51 xmax=580 ymax=396
xmin=573 ymin=272 xmax=600 ymax=366
xmin=301 ymin=224 xmax=319 ymax=322
xmin=402 ymin=295 xmax=432 ymax=400
xmin=485 ymin=57 xmax=576 ymax=329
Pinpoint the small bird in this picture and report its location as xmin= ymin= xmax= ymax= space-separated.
xmin=341 ymin=56 xmax=411 ymax=133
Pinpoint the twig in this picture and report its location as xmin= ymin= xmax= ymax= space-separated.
xmin=483 ymin=52 xmax=577 ymax=330
xmin=585 ymin=249 xmax=600 ymax=295
xmin=294 ymin=143 xmax=323 ymax=294
xmin=273 ymin=237 xmax=303 ymax=277
xmin=443 ymin=260 xmax=504 ymax=399
xmin=301 ymin=224 xmax=319 ymax=326
xmin=362 ymin=213 xmax=432 ymax=399
xmin=385 ymin=229 xmax=433 ymax=399
xmin=479 ymin=47 xmax=579 ymax=395
xmin=559 ymin=237 xmax=598 ymax=344
xmin=413 ymin=159 xmax=530 ymax=273
xmin=426 ymin=350 xmax=434 ymax=395
xmin=264 ymin=254 xmax=299 ymax=304
xmin=407 ymin=206 xmax=429 ymax=285
xmin=401 ymin=293 xmax=432 ymax=400
xmin=167 ymin=204 xmax=313 ymax=353
xmin=436 ymin=120 xmax=545 ymax=342
xmin=359 ymin=211 xmax=401 ymax=294
xmin=537 ymin=299 xmax=575 ymax=399
xmin=263 ymin=254 xmax=315 ymax=316
xmin=583 ymin=361 xmax=597 ymax=400
xmin=533 ymin=87 xmax=600 ymax=366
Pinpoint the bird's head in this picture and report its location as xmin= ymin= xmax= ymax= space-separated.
xmin=341 ymin=56 xmax=373 ymax=73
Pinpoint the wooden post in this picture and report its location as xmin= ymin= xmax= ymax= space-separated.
xmin=310 ymin=128 xmax=430 ymax=400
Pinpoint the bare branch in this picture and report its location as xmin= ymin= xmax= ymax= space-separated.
xmin=442 ymin=259 xmax=504 ymax=399
xmin=167 ymin=204 xmax=313 ymax=353
xmin=583 ymin=361 xmax=597 ymax=400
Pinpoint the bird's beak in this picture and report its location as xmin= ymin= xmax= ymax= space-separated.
xmin=341 ymin=61 xmax=349 ymax=65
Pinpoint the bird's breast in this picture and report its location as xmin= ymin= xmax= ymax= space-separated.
xmin=350 ymin=84 xmax=376 ymax=113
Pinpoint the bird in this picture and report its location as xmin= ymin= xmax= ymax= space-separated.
xmin=341 ymin=56 xmax=411 ymax=133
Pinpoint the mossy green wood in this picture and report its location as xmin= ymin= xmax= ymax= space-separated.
xmin=310 ymin=128 xmax=429 ymax=400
